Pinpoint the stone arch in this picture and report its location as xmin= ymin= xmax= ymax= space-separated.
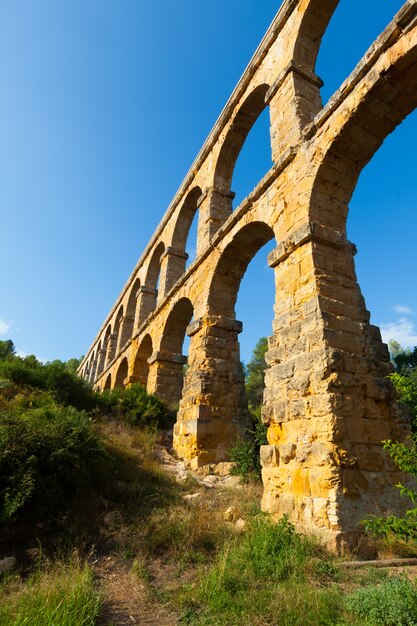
xmin=119 ymin=279 xmax=140 ymax=349
xmin=151 ymin=298 xmax=194 ymax=408
xmin=309 ymin=31 xmax=417 ymax=231
xmin=132 ymin=334 xmax=153 ymax=388
xmin=208 ymin=221 xmax=276 ymax=318
xmin=172 ymin=187 xmax=202 ymax=255
xmin=162 ymin=186 xmax=203 ymax=287
xmin=97 ymin=326 xmax=111 ymax=376
xmin=104 ymin=373 xmax=112 ymax=390
xmin=145 ymin=241 xmax=165 ymax=291
xmin=135 ymin=242 xmax=165 ymax=325
xmin=292 ymin=0 xmax=339 ymax=74
xmin=106 ymin=308 xmax=123 ymax=366
xmin=161 ymin=298 xmax=194 ymax=355
xmin=114 ymin=357 xmax=128 ymax=389
xmin=214 ymin=84 xmax=270 ymax=198
xmin=90 ymin=342 xmax=100 ymax=382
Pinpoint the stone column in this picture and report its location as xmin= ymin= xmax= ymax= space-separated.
xmin=147 ymin=350 xmax=187 ymax=408
xmin=89 ymin=359 xmax=97 ymax=384
xmin=173 ymin=314 xmax=249 ymax=468
xmin=266 ymin=63 xmax=323 ymax=160
xmin=105 ymin=333 xmax=118 ymax=367
xmin=197 ymin=187 xmax=235 ymax=253
xmin=261 ymin=221 xmax=409 ymax=551
xmin=136 ymin=286 xmax=158 ymax=328
xmin=117 ymin=315 xmax=134 ymax=352
xmin=158 ymin=247 xmax=189 ymax=297
xmin=96 ymin=349 xmax=106 ymax=379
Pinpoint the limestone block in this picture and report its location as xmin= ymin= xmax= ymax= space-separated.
xmin=260 ymin=444 xmax=280 ymax=467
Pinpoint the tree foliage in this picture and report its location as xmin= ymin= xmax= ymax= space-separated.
xmin=364 ymin=341 xmax=417 ymax=540
xmin=230 ymin=338 xmax=268 ymax=481
xmin=0 ymin=340 xmax=16 ymax=360
xmin=245 ymin=337 xmax=268 ymax=413
xmin=0 ymin=338 xmax=172 ymax=526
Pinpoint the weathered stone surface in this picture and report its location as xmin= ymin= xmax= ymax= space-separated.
xmin=78 ymin=0 xmax=417 ymax=550
xmin=224 ymin=506 xmax=240 ymax=522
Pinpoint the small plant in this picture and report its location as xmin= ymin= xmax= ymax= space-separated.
xmin=229 ymin=417 xmax=267 ymax=482
xmin=363 ymin=439 xmax=417 ymax=540
xmin=346 ymin=576 xmax=417 ymax=626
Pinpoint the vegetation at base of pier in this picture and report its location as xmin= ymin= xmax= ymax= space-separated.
xmin=2 ymin=337 xmax=417 ymax=625
xmin=229 ymin=336 xmax=268 ymax=481
xmin=363 ymin=342 xmax=417 ymax=542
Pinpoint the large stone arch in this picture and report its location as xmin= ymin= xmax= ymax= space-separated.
xmin=131 ymin=333 xmax=153 ymax=389
xmin=214 ymin=84 xmax=271 ymax=196
xmin=199 ymin=84 xmax=271 ymax=245
xmin=207 ymin=221 xmax=276 ymax=318
xmin=135 ymin=242 xmax=165 ymax=327
xmin=119 ymin=277 xmax=141 ymax=348
xmin=105 ymin=306 xmax=123 ymax=367
xmin=146 ymin=298 xmax=194 ymax=408
xmin=160 ymin=187 xmax=203 ymax=294
xmin=97 ymin=326 xmax=111 ymax=376
xmin=104 ymin=373 xmax=112 ymax=391
xmin=114 ymin=357 xmax=128 ymax=389
xmin=173 ymin=221 xmax=275 ymax=467
xmin=309 ymin=29 xmax=417 ymax=230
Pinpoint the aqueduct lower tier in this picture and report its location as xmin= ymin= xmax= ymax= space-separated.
xmin=80 ymin=0 xmax=417 ymax=550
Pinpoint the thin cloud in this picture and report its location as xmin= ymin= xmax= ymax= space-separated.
xmin=0 ymin=318 xmax=12 ymax=335
xmin=393 ymin=305 xmax=413 ymax=315
xmin=380 ymin=317 xmax=417 ymax=349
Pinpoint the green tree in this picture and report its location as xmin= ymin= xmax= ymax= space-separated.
xmin=363 ymin=341 xmax=417 ymax=539
xmin=393 ymin=346 xmax=417 ymax=375
xmin=229 ymin=338 xmax=269 ymax=481
xmin=245 ymin=336 xmax=268 ymax=413
xmin=64 ymin=357 xmax=84 ymax=374
xmin=0 ymin=340 xmax=15 ymax=361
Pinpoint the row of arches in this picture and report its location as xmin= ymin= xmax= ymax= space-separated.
xmin=82 ymin=81 xmax=276 ymax=384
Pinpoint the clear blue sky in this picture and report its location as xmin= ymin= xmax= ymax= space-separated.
xmin=0 ymin=0 xmax=416 ymax=365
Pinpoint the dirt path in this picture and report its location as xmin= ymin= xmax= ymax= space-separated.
xmin=94 ymin=555 xmax=179 ymax=626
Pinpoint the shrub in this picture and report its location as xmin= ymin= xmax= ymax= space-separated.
xmin=0 ymin=357 xmax=97 ymax=412
xmin=229 ymin=417 xmax=267 ymax=482
xmin=346 ymin=576 xmax=417 ymax=626
xmin=99 ymin=383 xmax=173 ymax=429
xmin=0 ymin=401 xmax=106 ymax=524
xmin=363 ymin=439 xmax=417 ymax=540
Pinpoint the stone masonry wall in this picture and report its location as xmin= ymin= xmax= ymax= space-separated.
xmin=79 ymin=0 xmax=417 ymax=550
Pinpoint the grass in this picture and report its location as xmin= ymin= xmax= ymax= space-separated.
xmin=0 ymin=558 xmax=102 ymax=626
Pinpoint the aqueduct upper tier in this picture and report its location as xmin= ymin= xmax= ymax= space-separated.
xmin=79 ymin=0 xmax=417 ymax=550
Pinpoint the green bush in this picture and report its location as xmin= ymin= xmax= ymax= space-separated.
xmin=0 ymin=356 xmax=97 ymax=411
xmin=363 ymin=439 xmax=417 ymax=540
xmin=390 ymin=372 xmax=417 ymax=432
xmin=229 ymin=417 xmax=267 ymax=482
xmin=99 ymin=383 xmax=173 ymax=430
xmin=0 ymin=400 xmax=106 ymax=524
xmin=346 ymin=576 xmax=417 ymax=626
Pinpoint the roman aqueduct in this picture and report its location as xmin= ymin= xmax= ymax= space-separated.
xmin=79 ymin=0 xmax=417 ymax=549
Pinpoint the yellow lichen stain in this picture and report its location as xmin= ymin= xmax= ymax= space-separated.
xmin=267 ymin=423 xmax=286 ymax=446
xmin=291 ymin=469 xmax=311 ymax=496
